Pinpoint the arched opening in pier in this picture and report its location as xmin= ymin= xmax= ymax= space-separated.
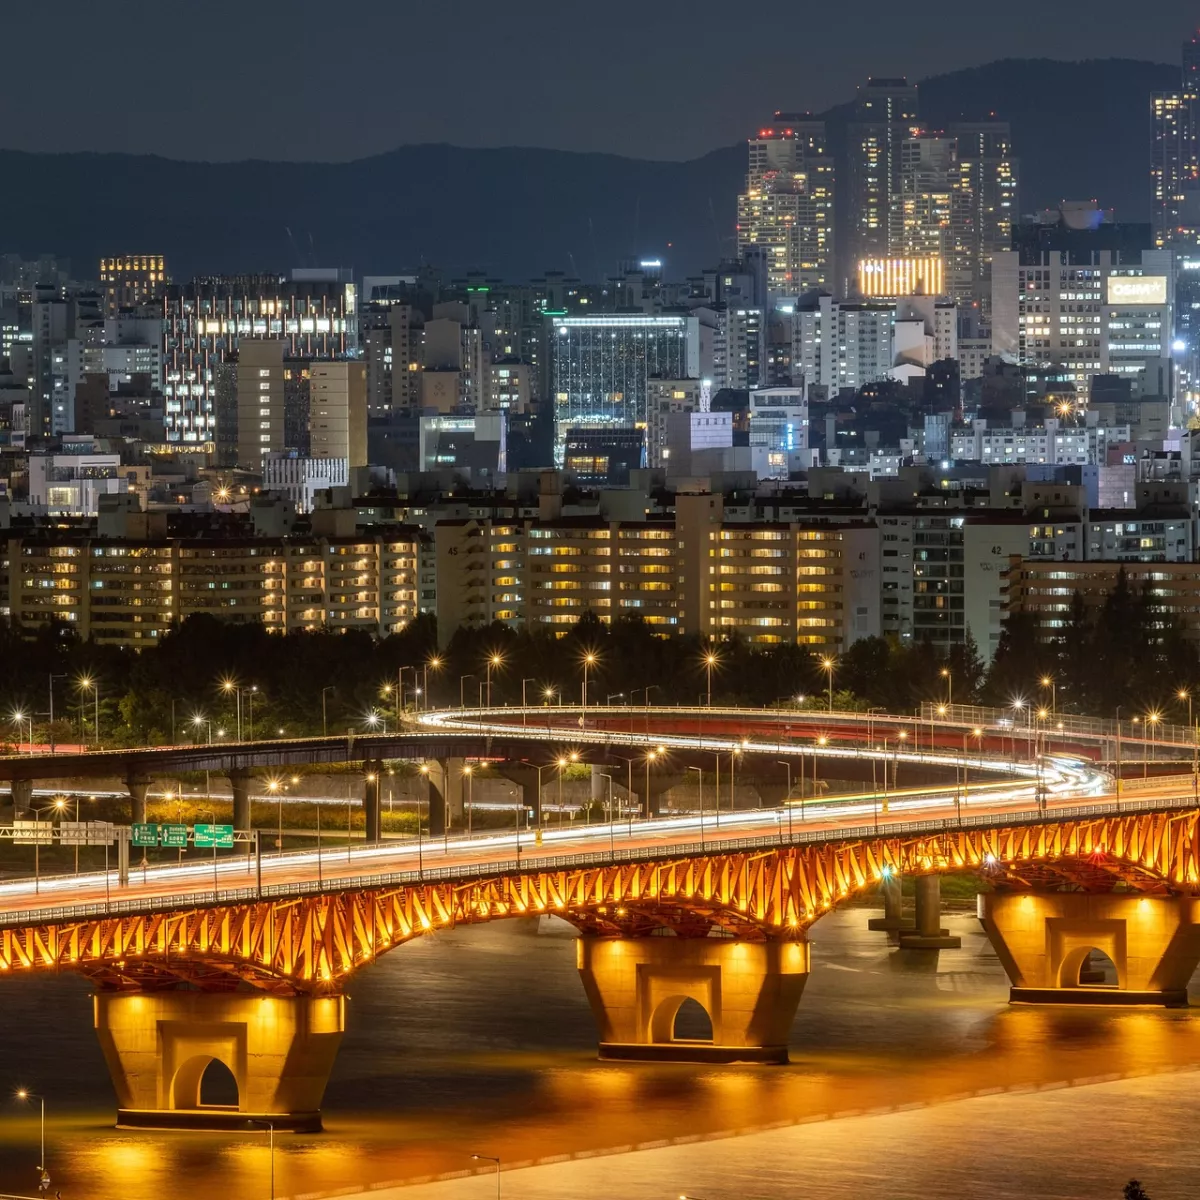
xmin=1060 ymin=945 xmax=1120 ymax=989
xmin=672 ymin=997 xmax=714 ymax=1043
xmin=171 ymin=1054 xmax=240 ymax=1111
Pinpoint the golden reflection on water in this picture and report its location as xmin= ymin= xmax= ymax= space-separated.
xmin=5 ymin=912 xmax=1200 ymax=1199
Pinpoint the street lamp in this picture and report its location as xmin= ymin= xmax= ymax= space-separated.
xmin=10 ymin=709 xmax=32 ymax=754
xmin=321 ymin=686 xmax=336 ymax=736
xmin=687 ymin=765 xmax=705 ymax=844
xmin=703 ymin=649 xmax=721 ymax=707
xmin=1147 ymin=710 xmax=1162 ymax=779
xmin=485 ymin=652 xmax=505 ymax=707
xmin=820 ymin=656 xmax=836 ymax=713
xmin=940 ymin=666 xmax=952 ymax=707
xmin=580 ymin=650 xmax=599 ymax=725
xmin=32 ymin=798 xmax=65 ymax=893
xmin=776 ymin=760 xmax=794 ymax=839
xmin=470 ymin=1153 xmax=501 ymax=1200
xmin=645 ymin=746 xmax=660 ymax=820
xmin=15 ymin=1090 xmax=45 ymax=1183
xmin=76 ymin=674 xmax=100 ymax=746
xmin=423 ymin=655 xmax=443 ymax=711
xmin=1041 ymin=675 xmax=1057 ymax=717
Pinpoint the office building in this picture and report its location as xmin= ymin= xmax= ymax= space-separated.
xmin=991 ymin=205 xmax=1173 ymax=393
xmin=549 ymin=313 xmax=699 ymax=466
xmin=261 ymin=454 xmax=350 ymax=513
xmin=162 ymin=275 xmax=356 ymax=446
xmin=746 ymin=387 xmax=808 ymax=479
xmin=711 ymin=305 xmax=764 ymax=390
xmin=847 ymin=78 xmax=920 ymax=274
xmin=794 ymin=296 xmax=895 ymax=393
xmin=309 ymin=361 xmax=367 ymax=468
xmin=99 ymin=255 xmax=166 ymax=313
xmin=236 ymin=340 xmax=288 ymax=470
xmin=737 ymin=116 xmax=835 ymax=295
xmin=950 ymin=122 xmax=1018 ymax=317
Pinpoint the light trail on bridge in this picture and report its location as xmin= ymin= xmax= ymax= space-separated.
xmin=0 ymin=704 xmax=1116 ymax=920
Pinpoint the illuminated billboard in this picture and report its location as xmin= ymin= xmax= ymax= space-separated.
xmin=1107 ymin=276 xmax=1167 ymax=306
xmin=857 ymin=257 xmax=944 ymax=298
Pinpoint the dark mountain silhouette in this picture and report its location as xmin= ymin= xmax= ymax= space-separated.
xmin=0 ymin=58 xmax=1178 ymax=284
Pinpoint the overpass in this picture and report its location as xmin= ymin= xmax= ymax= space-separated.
xmin=0 ymin=705 xmax=1196 ymax=1133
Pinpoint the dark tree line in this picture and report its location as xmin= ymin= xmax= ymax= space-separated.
xmin=983 ymin=568 xmax=1200 ymax=719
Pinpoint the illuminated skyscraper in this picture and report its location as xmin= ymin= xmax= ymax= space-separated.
xmin=737 ymin=115 xmax=835 ymax=296
xmin=847 ymin=78 xmax=920 ymax=273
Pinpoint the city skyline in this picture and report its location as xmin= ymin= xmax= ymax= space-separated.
xmin=2 ymin=0 xmax=1199 ymax=163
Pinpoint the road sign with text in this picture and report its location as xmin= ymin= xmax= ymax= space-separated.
xmin=193 ymin=823 xmax=234 ymax=849
xmin=13 ymin=820 xmax=53 ymax=845
xmin=132 ymin=823 xmax=160 ymax=848
xmin=59 ymin=821 xmax=117 ymax=846
xmin=160 ymin=824 xmax=189 ymax=849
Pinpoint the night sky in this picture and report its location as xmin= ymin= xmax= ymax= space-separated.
xmin=6 ymin=0 xmax=1199 ymax=162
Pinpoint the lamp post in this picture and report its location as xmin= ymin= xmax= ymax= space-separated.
xmin=521 ymin=678 xmax=538 ymax=726
xmin=32 ymin=798 xmax=65 ymax=894
xmin=485 ymin=653 xmax=505 ymax=707
xmin=776 ymin=760 xmax=794 ymax=840
xmin=463 ymin=764 xmax=474 ymax=835
xmin=704 ymin=650 xmax=721 ymax=707
xmin=220 ymin=678 xmax=242 ymax=740
xmin=10 ymin=710 xmax=33 ymax=755
xmin=321 ymin=686 xmax=335 ymax=736
xmin=597 ymin=771 xmax=616 ymax=856
xmin=76 ymin=674 xmax=100 ymax=746
xmin=460 ymin=674 xmax=477 ymax=708
xmin=200 ymin=807 xmax=219 ymax=900
xmin=940 ymin=666 xmax=952 ymax=708
xmin=470 ymin=1153 xmax=501 ymax=1200
xmin=820 ymin=656 xmax=836 ymax=713
xmin=423 ymin=656 xmax=443 ymax=711
xmin=1147 ymin=710 xmax=1161 ymax=779
xmin=645 ymin=747 xmax=660 ymax=820
xmin=580 ymin=650 xmax=598 ymax=729
xmin=15 ymin=1090 xmax=45 ymax=1181
xmin=687 ymin=766 xmax=704 ymax=845
xmin=1041 ymin=675 xmax=1057 ymax=718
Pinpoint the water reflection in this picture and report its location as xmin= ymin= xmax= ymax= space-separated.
xmin=2 ymin=909 xmax=1199 ymax=1197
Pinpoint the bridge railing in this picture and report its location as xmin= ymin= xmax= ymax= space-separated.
xmin=1 ymin=791 xmax=1197 ymax=932
xmin=919 ymin=703 xmax=1199 ymax=750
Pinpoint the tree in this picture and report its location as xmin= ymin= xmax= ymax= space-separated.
xmin=1124 ymin=1181 xmax=1151 ymax=1200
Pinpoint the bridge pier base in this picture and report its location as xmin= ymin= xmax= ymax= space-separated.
xmin=577 ymin=936 xmax=808 ymax=1064
xmin=629 ymin=771 xmax=685 ymax=819
xmin=228 ymin=769 xmax=251 ymax=853
xmin=94 ymin=990 xmax=344 ymax=1132
xmin=867 ymin=871 xmax=912 ymax=938
xmin=979 ymin=892 xmax=1200 ymax=1006
xmin=897 ymin=875 xmax=960 ymax=950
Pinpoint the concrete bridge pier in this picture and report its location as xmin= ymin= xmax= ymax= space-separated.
xmin=629 ymin=770 xmax=685 ymax=818
xmin=362 ymin=763 xmax=382 ymax=843
xmin=867 ymin=871 xmax=913 ymax=939
xmin=10 ymin=778 xmax=33 ymax=818
xmin=898 ymin=876 xmax=961 ymax=950
xmin=94 ymin=989 xmax=344 ymax=1132
xmin=979 ymin=892 xmax=1200 ymax=1006
xmin=228 ymin=769 xmax=251 ymax=852
xmin=423 ymin=759 xmax=464 ymax=836
xmin=577 ymin=936 xmax=809 ymax=1063
xmin=127 ymin=773 xmax=151 ymax=826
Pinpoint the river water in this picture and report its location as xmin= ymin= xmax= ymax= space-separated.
xmin=2 ymin=907 xmax=1199 ymax=1199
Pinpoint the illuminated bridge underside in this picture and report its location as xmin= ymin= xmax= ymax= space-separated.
xmin=4 ymin=810 xmax=1197 ymax=995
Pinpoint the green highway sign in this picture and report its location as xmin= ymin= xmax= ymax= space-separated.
xmin=132 ymin=823 xmax=160 ymax=848
xmin=194 ymin=823 xmax=235 ymax=849
xmin=161 ymin=824 xmax=189 ymax=849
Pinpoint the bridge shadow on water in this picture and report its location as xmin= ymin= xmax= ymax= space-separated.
xmin=2 ymin=908 xmax=1200 ymax=1197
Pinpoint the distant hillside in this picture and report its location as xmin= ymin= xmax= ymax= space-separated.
xmin=0 ymin=58 xmax=1178 ymax=283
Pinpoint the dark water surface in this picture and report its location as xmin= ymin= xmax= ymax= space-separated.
xmin=2 ymin=909 xmax=1200 ymax=1198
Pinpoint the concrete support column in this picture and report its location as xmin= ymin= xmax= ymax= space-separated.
xmin=867 ymin=871 xmax=911 ymax=936
xmin=127 ymin=774 xmax=151 ymax=826
xmin=94 ymin=990 xmax=344 ymax=1131
xmin=363 ymin=763 xmax=381 ymax=844
xmin=228 ymin=768 xmax=251 ymax=854
xmin=629 ymin=770 xmax=684 ymax=819
xmin=978 ymin=891 xmax=1200 ymax=1006
xmin=577 ymin=936 xmax=809 ymax=1064
xmin=898 ymin=875 xmax=961 ymax=950
xmin=423 ymin=760 xmax=463 ymax=835
xmin=10 ymin=779 xmax=33 ymax=819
